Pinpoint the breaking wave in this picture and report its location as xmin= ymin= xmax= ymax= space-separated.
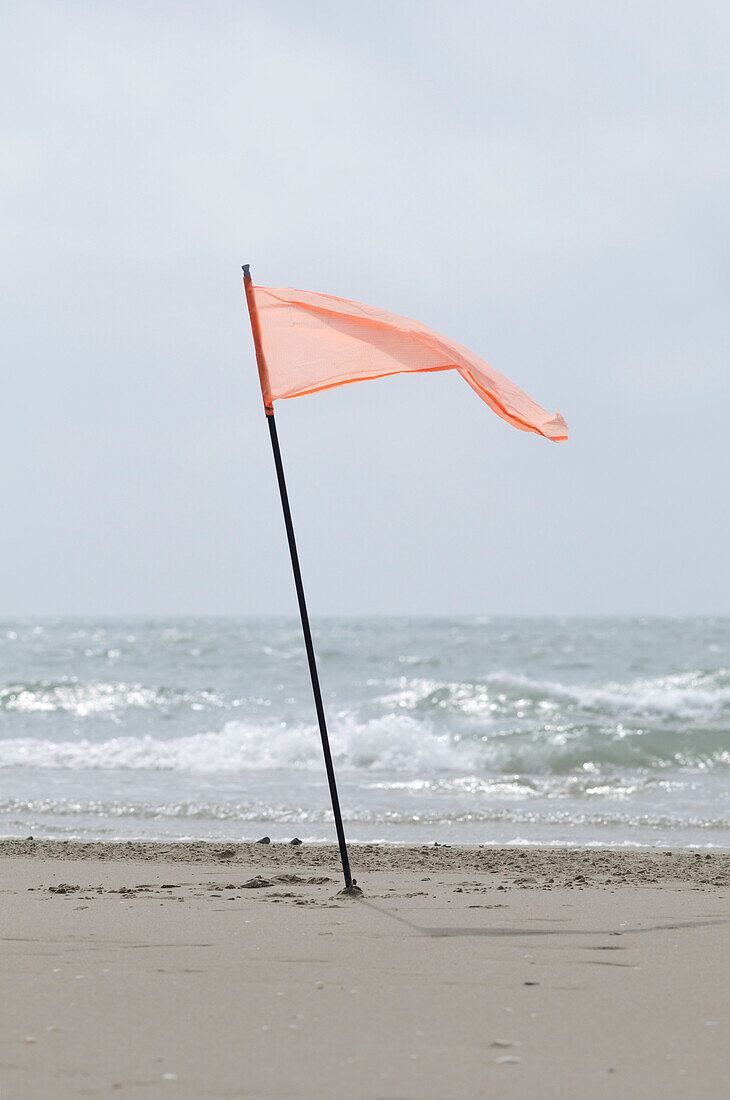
xmin=378 ymin=668 xmax=730 ymax=723
xmin=1 ymin=710 xmax=728 ymax=775
xmin=2 ymin=661 xmax=728 ymax=784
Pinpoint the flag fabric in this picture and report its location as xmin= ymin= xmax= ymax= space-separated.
xmin=248 ymin=284 xmax=567 ymax=441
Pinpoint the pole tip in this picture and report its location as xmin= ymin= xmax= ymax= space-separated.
xmin=242 ymin=263 xmax=250 ymax=278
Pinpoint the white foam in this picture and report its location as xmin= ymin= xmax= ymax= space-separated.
xmin=2 ymin=712 xmax=727 ymax=775
xmin=0 ymin=714 xmax=476 ymax=773
xmin=378 ymin=669 xmax=730 ymax=722
xmin=0 ymin=680 xmax=227 ymax=717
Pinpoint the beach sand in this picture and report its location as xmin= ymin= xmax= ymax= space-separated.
xmin=2 ymin=840 xmax=728 ymax=1098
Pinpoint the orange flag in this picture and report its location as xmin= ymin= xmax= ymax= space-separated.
xmin=245 ymin=282 xmax=567 ymax=441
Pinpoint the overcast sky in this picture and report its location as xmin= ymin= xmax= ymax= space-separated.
xmin=2 ymin=1 xmax=728 ymax=616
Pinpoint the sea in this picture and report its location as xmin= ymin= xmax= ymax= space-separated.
xmin=1 ymin=617 xmax=728 ymax=849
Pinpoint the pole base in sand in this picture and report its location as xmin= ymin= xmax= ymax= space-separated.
xmin=338 ymin=882 xmax=364 ymax=898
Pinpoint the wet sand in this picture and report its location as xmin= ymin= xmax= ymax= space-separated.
xmin=2 ymin=841 xmax=728 ymax=1098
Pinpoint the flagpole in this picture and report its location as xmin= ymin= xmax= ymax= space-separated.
xmin=242 ymin=264 xmax=360 ymax=896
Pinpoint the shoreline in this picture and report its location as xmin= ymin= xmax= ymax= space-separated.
xmin=1 ymin=837 xmax=729 ymax=887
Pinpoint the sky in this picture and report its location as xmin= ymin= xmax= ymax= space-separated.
xmin=2 ymin=1 xmax=729 ymax=617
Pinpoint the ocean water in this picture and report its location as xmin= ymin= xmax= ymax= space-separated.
xmin=0 ymin=617 xmax=728 ymax=848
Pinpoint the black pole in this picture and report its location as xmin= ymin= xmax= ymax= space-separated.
xmin=266 ymin=415 xmax=356 ymax=891
xmin=242 ymin=264 xmax=359 ymax=895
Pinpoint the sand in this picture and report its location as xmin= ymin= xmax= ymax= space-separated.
xmin=2 ymin=840 xmax=728 ymax=1099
